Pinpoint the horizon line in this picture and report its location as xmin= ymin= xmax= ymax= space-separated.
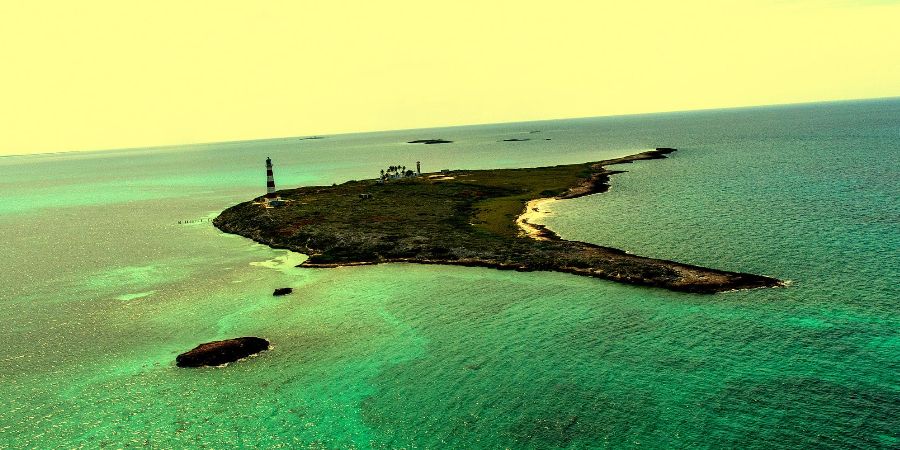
xmin=4 ymin=95 xmax=898 ymax=158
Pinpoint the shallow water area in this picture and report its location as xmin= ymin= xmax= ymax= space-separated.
xmin=0 ymin=99 xmax=898 ymax=448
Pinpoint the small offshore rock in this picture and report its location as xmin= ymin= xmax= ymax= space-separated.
xmin=407 ymin=139 xmax=453 ymax=144
xmin=273 ymin=287 xmax=293 ymax=296
xmin=175 ymin=337 xmax=270 ymax=368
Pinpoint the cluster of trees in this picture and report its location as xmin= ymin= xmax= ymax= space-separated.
xmin=380 ymin=165 xmax=416 ymax=181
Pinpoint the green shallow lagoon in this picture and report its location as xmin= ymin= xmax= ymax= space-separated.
xmin=1 ymin=99 xmax=898 ymax=448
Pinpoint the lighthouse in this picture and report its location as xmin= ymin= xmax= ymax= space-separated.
xmin=264 ymin=157 xmax=284 ymax=207
xmin=416 ymin=161 xmax=421 ymax=175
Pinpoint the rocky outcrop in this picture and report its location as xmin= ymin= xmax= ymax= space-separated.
xmin=407 ymin=139 xmax=453 ymax=144
xmin=175 ymin=337 xmax=270 ymax=368
xmin=273 ymin=287 xmax=293 ymax=296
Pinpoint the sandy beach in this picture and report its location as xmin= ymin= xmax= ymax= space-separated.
xmin=516 ymin=197 xmax=557 ymax=240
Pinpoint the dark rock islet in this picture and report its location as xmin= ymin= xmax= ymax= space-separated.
xmin=175 ymin=337 xmax=270 ymax=368
xmin=407 ymin=139 xmax=453 ymax=144
xmin=273 ymin=287 xmax=293 ymax=296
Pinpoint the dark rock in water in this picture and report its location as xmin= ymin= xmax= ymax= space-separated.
xmin=176 ymin=337 xmax=270 ymax=368
xmin=502 ymin=138 xmax=530 ymax=142
xmin=407 ymin=139 xmax=453 ymax=144
xmin=273 ymin=287 xmax=293 ymax=296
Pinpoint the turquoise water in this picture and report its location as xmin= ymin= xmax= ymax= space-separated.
xmin=0 ymin=99 xmax=897 ymax=448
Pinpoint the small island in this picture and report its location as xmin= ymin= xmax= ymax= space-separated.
xmin=176 ymin=337 xmax=270 ymax=368
xmin=214 ymin=149 xmax=783 ymax=293
xmin=273 ymin=287 xmax=293 ymax=296
xmin=407 ymin=139 xmax=453 ymax=144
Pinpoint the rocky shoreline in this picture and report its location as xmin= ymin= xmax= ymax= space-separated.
xmin=301 ymin=256 xmax=780 ymax=293
xmin=558 ymin=148 xmax=676 ymax=199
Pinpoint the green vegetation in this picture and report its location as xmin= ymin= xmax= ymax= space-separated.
xmin=214 ymin=149 xmax=782 ymax=293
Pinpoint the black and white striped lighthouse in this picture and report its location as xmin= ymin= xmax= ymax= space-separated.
xmin=264 ymin=157 xmax=283 ymax=207
xmin=265 ymin=157 xmax=277 ymax=198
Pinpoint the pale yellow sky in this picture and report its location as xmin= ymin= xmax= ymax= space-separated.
xmin=1 ymin=0 xmax=899 ymax=155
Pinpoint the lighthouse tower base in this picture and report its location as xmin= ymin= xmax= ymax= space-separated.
xmin=264 ymin=196 xmax=285 ymax=208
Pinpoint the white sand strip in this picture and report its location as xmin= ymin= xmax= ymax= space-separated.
xmin=515 ymin=198 xmax=557 ymax=240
